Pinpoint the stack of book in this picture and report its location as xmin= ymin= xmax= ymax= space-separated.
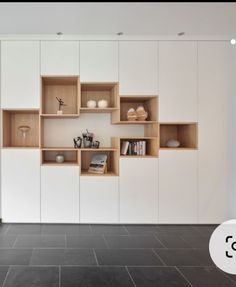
xmin=88 ymin=154 xmax=108 ymax=174
xmin=121 ymin=140 xmax=146 ymax=156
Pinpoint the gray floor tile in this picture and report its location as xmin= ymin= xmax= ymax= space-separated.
xmin=61 ymin=266 xmax=134 ymax=287
xmin=14 ymin=235 xmax=65 ymax=248
xmin=0 ymin=249 xmax=32 ymax=265
xmin=156 ymin=235 xmax=190 ymax=248
xmin=125 ymin=225 xmax=158 ymax=235
xmin=156 ymin=225 xmax=200 ymax=236
xmin=178 ymin=267 xmax=236 ymax=287
xmin=224 ymin=273 xmax=236 ymax=284
xmin=95 ymin=249 xmax=163 ymax=266
xmin=0 ymin=266 xmax=9 ymax=287
xmin=30 ymin=248 xmax=97 ymax=266
xmin=67 ymin=235 xmax=107 ymax=248
xmin=0 ymin=224 xmax=10 ymax=235
xmin=193 ymin=225 xmax=218 ymax=236
xmin=105 ymin=235 xmax=163 ymax=248
xmin=42 ymin=224 xmax=91 ymax=235
xmin=91 ymin=225 xmax=128 ymax=235
xmin=155 ymin=249 xmax=214 ymax=266
xmin=4 ymin=266 xmax=59 ymax=287
xmin=0 ymin=236 xmax=17 ymax=248
xmin=6 ymin=224 xmax=43 ymax=235
xmin=128 ymin=266 xmax=190 ymax=287
xmin=181 ymin=235 xmax=210 ymax=248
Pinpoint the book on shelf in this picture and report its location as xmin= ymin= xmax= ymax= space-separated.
xmin=88 ymin=154 xmax=108 ymax=174
xmin=121 ymin=140 xmax=146 ymax=156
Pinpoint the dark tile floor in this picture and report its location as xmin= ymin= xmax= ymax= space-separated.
xmin=0 ymin=224 xmax=235 ymax=286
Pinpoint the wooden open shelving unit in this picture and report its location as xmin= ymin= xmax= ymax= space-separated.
xmin=41 ymin=76 xmax=80 ymax=117
xmin=1 ymin=75 xmax=198 ymax=175
xmin=2 ymin=109 xmax=39 ymax=148
xmin=112 ymin=96 xmax=158 ymax=124
xmin=80 ymin=83 xmax=119 ymax=113
xmin=159 ymin=123 xmax=198 ymax=149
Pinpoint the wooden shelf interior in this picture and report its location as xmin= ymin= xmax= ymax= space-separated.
xmin=2 ymin=110 xmax=39 ymax=147
xmin=120 ymin=96 xmax=158 ymax=122
xmin=41 ymin=76 xmax=80 ymax=115
xmin=120 ymin=138 xmax=158 ymax=157
xmin=160 ymin=123 xmax=198 ymax=149
xmin=81 ymin=83 xmax=118 ymax=109
xmin=81 ymin=150 xmax=118 ymax=175
xmin=42 ymin=149 xmax=79 ymax=165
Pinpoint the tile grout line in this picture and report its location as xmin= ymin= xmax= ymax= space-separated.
xmin=175 ymin=266 xmax=194 ymax=287
xmin=123 ymin=225 xmax=130 ymax=235
xmin=11 ymin=236 xmax=18 ymax=248
xmin=93 ymin=248 xmax=99 ymax=266
xmin=64 ymin=234 xmax=67 ymax=249
xmin=153 ymin=234 xmax=167 ymax=248
xmin=59 ymin=265 xmax=61 ymax=287
xmin=152 ymin=248 xmax=167 ymax=266
xmin=2 ymin=266 xmax=11 ymax=287
xmin=3 ymin=225 xmax=11 ymax=235
xmin=125 ymin=266 xmax=137 ymax=287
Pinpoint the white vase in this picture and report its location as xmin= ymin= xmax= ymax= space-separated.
xmin=166 ymin=139 xmax=181 ymax=148
xmin=86 ymin=100 xmax=96 ymax=108
xmin=98 ymin=99 xmax=108 ymax=108
xmin=55 ymin=154 xmax=64 ymax=163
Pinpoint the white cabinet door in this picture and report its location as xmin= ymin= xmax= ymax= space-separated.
xmin=120 ymin=158 xmax=158 ymax=223
xmin=159 ymin=41 xmax=197 ymax=122
xmin=119 ymin=41 xmax=158 ymax=95
xmin=41 ymin=41 xmax=79 ymax=75
xmin=1 ymin=149 xmax=40 ymax=222
xmin=80 ymin=177 xmax=119 ymax=223
xmin=159 ymin=151 xmax=197 ymax=224
xmin=80 ymin=41 xmax=118 ymax=82
xmin=41 ymin=166 xmax=80 ymax=223
xmin=198 ymin=42 xmax=231 ymax=223
xmin=1 ymin=41 xmax=40 ymax=108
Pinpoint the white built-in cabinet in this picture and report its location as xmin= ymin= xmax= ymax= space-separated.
xmin=159 ymin=150 xmax=198 ymax=224
xmin=41 ymin=166 xmax=80 ymax=223
xmin=80 ymin=41 xmax=118 ymax=82
xmin=1 ymin=149 xmax=40 ymax=222
xmin=120 ymin=158 xmax=158 ymax=223
xmin=159 ymin=41 xmax=198 ymax=122
xmin=198 ymin=41 xmax=231 ymax=223
xmin=80 ymin=177 xmax=119 ymax=223
xmin=1 ymin=41 xmax=40 ymax=108
xmin=119 ymin=41 xmax=158 ymax=95
xmin=40 ymin=41 xmax=80 ymax=75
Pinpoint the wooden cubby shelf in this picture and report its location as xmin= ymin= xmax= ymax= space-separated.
xmin=119 ymin=137 xmax=158 ymax=157
xmin=2 ymin=109 xmax=39 ymax=148
xmin=112 ymin=96 xmax=158 ymax=124
xmin=80 ymin=148 xmax=119 ymax=176
xmin=41 ymin=76 xmax=80 ymax=117
xmin=41 ymin=148 xmax=79 ymax=165
xmin=160 ymin=123 xmax=198 ymax=149
xmin=80 ymin=83 xmax=118 ymax=113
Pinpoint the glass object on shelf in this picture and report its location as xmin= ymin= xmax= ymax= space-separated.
xmin=18 ymin=125 xmax=31 ymax=146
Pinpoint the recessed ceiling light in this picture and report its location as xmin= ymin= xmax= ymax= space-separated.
xmin=56 ymin=32 xmax=63 ymax=36
xmin=231 ymin=38 xmax=236 ymax=45
xmin=177 ymin=32 xmax=185 ymax=36
xmin=117 ymin=32 xmax=123 ymax=36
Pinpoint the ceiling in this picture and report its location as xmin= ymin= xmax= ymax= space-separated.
xmin=0 ymin=2 xmax=235 ymax=36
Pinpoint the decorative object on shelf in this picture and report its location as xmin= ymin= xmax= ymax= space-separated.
xmin=82 ymin=129 xmax=94 ymax=148
xmin=56 ymin=97 xmax=67 ymax=115
xmin=55 ymin=154 xmax=65 ymax=163
xmin=127 ymin=108 xmax=137 ymax=121
xmin=18 ymin=125 xmax=31 ymax=146
xmin=91 ymin=141 xmax=100 ymax=149
xmin=136 ymin=106 xmax=148 ymax=121
xmin=86 ymin=100 xmax=97 ymax=108
xmin=73 ymin=137 xmax=82 ymax=148
xmin=166 ymin=139 xmax=181 ymax=148
xmin=98 ymin=99 xmax=108 ymax=108
xmin=88 ymin=154 xmax=108 ymax=174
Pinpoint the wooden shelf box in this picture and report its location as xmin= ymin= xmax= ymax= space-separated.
xmin=119 ymin=137 xmax=158 ymax=157
xmin=2 ymin=109 xmax=39 ymax=148
xmin=41 ymin=76 xmax=80 ymax=116
xmin=41 ymin=149 xmax=79 ymax=165
xmin=113 ymin=96 xmax=158 ymax=123
xmin=160 ymin=123 xmax=198 ymax=149
xmin=80 ymin=83 xmax=118 ymax=112
xmin=80 ymin=149 xmax=118 ymax=176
